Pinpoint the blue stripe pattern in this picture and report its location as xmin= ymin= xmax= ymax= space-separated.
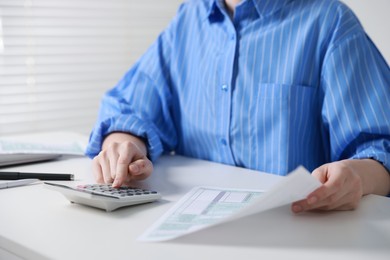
xmin=86 ymin=0 xmax=390 ymax=175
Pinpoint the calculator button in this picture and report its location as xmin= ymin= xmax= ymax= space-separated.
xmin=77 ymin=184 xmax=158 ymax=199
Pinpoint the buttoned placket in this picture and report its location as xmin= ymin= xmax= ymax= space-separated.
xmin=216 ymin=17 xmax=238 ymax=164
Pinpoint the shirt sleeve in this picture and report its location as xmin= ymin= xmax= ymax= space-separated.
xmin=321 ymin=30 xmax=390 ymax=172
xmin=85 ymin=8 xmax=183 ymax=161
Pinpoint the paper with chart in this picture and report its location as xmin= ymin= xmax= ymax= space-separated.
xmin=139 ymin=166 xmax=321 ymax=242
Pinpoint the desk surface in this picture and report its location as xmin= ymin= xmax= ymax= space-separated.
xmin=0 ymin=155 xmax=389 ymax=260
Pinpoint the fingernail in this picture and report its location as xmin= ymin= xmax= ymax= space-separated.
xmin=130 ymin=164 xmax=139 ymax=173
xmin=308 ymin=196 xmax=317 ymax=205
xmin=293 ymin=205 xmax=303 ymax=213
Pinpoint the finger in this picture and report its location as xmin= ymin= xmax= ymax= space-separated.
xmin=292 ymin=186 xmax=344 ymax=213
xmin=294 ymin=166 xmax=332 ymax=211
xmin=291 ymin=184 xmax=338 ymax=213
xmin=107 ymin=146 xmax=119 ymax=180
xmin=128 ymin=158 xmax=153 ymax=181
xmin=313 ymin=191 xmax=360 ymax=211
xmin=112 ymin=152 xmax=133 ymax=188
xmin=292 ymin=185 xmax=333 ymax=212
xmin=98 ymin=151 xmax=114 ymax=184
xmin=311 ymin=165 xmax=329 ymax=184
xmin=92 ymin=156 xmax=104 ymax=183
xmin=293 ymin=171 xmax=352 ymax=213
xmin=291 ymin=199 xmax=306 ymax=213
xmin=307 ymin=166 xmax=349 ymax=206
xmin=112 ymin=141 xmax=143 ymax=187
xmin=306 ymin=189 xmax=350 ymax=211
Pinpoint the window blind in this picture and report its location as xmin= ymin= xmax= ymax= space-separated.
xmin=0 ymin=0 xmax=182 ymax=136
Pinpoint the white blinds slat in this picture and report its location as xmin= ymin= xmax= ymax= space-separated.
xmin=0 ymin=0 xmax=183 ymax=136
xmin=0 ymin=55 xmax=132 ymax=65
xmin=1 ymin=63 xmax=127 ymax=76
xmin=0 ymin=81 xmax=110 ymax=95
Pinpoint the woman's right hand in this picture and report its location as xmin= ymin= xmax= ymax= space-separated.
xmin=92 ymin=132 xmax=153 ymax=187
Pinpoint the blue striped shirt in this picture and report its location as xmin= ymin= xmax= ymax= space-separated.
xmin=86 ymin=0 xmax=390 ymax=176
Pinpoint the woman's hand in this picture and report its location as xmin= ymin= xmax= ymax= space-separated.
xmin=92 ymin=132 xmax=153 ymax=187
xmin=292 ymin=159 xmax=390 ymax=213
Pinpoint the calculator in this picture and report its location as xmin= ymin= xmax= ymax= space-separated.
xmin=44 ymin=182 xmax=161 ymax=212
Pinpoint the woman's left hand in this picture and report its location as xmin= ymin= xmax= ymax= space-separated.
xmin=292 ymin=159 xmax=390 ymax=213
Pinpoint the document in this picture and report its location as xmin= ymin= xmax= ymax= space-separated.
xmin=139 ymin=166 xmax=321 ymax=242
xmin=0 ymin=131 xmax=88 ymax=155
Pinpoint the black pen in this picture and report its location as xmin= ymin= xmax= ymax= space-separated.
xmin=0 ymin=171 xmax=74 ymax=181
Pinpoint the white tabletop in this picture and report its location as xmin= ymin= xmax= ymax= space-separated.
xmin=0 ymin=155 xmax=389 ymax=260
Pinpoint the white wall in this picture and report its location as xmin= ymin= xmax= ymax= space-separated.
xmin=341 ymin=0 xmax=390 ymax=64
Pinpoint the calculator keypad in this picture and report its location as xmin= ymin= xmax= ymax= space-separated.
xmin=45 ymin=182 xmax=161 ymax=211
xmin=76 ymin=184 xmax=158 ymax=199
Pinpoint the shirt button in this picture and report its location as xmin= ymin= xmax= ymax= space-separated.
xmin=221 ymin=84 xmax=228 ymax=91
xmin=220 ymin=139 xmax=227 ymax=146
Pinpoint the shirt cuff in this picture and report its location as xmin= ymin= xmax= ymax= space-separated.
xmin=85 ymin=115 xmax=164 ymax=162
xmin=350 ymin=142 xmax=390 ymax=173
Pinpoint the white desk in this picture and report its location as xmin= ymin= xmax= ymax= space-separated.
xmin=0 ymin=155 xmax=389 ymax=260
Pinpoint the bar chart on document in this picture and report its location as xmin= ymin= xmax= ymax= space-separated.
xmin=139 ymin=187 xmax=264 ymax=241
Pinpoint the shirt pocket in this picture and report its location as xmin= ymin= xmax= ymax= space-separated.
xmin=231 ymin=83 xmax=320 ymax=174
xmin=252 ymin=83 xmax=317 ymax=118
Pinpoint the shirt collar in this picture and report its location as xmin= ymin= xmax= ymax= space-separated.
xmin=252 ymin=0 xmax=293 ymax=17
xmin=203 ymin=0 xmax=224 ymax=22
xmin=204 ymin=0 xmax=293 ymax=21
